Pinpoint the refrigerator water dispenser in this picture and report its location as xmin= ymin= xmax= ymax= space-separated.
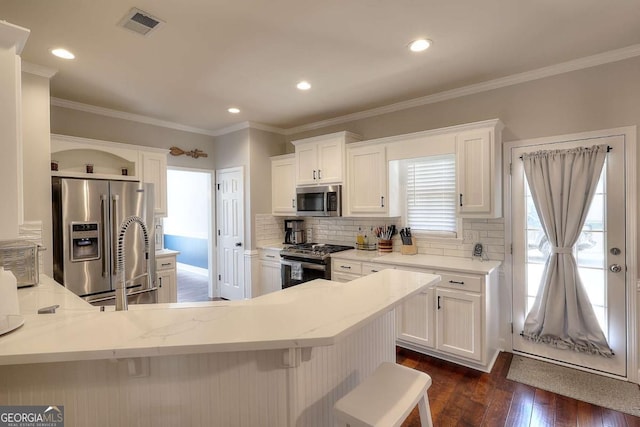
xmin=70 ymin=222 xmax=100 ymax=262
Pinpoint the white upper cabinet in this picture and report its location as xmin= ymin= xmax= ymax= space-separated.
xmin=345 ymin=143 xmax=388 ymax=216
xmin=271 ymin=154 xmax=296 ymax=215
xmin=292 ymin=132 xmax=361 ymax=186
xmin=456 ymin=122 xmax=503 ymax=218
xmin=140 ymin=150 xmax=168 ymax=217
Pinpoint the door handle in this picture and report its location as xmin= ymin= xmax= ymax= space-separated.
xmin=101 ymin=195 xmax=108 ymax=277
xmin=235 ymin=242 xmax=242 ymax=247
xmin=609 ymin=264 xmax=623 ymax=273
xmin=112 ymin=194 xmax=119 ymax=273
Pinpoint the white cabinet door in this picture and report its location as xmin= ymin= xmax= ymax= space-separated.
xmin=271 ymin=156 xmax=296 ymax=215
xmin=456 ymin=129 xmax=496 ymax=217
xmin=436 ymin=288 xmax=482 ymax=361
xmin=346 ymin=144 xmax=387 ymax=215
xmin=157 ymin=270 xmax=176 ymax=303
xmin=316 ymin=138 xmax=344 ymax=184
xmin=141 ymin=151 xmax=168 ymax=216
xmin=295 ymin=143 xmax=318 ymax=186
xmin=259 ymin=261 xmax=282 ymax=295
xmin=396 ymin=288 xmax=435 ymax=349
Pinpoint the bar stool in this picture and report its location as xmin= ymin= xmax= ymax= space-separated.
xmin=333 ymin=362 xmax=434 ymax=427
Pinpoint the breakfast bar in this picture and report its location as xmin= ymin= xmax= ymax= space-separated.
xmin=0 ymin=269 xmax=439 ymax=426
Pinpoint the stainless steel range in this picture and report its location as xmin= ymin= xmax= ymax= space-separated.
xmin=280 ymin=243 xmax=353 ymax=288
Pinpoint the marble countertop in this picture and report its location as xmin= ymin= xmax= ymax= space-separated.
xmin=331 ymin=250 xmax=501 ymax=274
xmin=257 ymin=242 xmax=287 ymax=251
xmin=155 ymin=248 xmax=180 ymax=256
xmin=0 ymin=270 xmax=439 ymax=366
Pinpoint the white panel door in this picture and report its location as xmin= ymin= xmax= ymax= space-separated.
xmin=511 ymin=135 xmax=627 ymax=377
xmin=217 ymin=167 xmax=245 ymax=300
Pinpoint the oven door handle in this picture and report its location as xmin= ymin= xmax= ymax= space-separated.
xmin=280 ymin=259 xmax=326 ymax=271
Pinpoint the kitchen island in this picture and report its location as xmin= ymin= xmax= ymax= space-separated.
xmin=0 ymin=270 xmax=438 ymax=426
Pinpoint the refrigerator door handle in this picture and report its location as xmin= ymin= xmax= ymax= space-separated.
xmin=112 ymin=194 xmax=120 ymax=273
xmin=101 ymin=195 xmax=108 ymax=277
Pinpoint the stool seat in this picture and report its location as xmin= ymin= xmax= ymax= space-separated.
xmin=334 ymin=362 xmax=433 ymax=427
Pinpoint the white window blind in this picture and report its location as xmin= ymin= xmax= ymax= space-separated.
xmin=406 ymin=154 xmax=457 ymax=234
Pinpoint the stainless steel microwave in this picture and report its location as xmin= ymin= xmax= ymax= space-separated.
xmin=296 ymin=185 xmax=342 ymax=217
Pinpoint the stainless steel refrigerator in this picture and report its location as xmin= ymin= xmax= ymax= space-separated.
xmin=52 ymin=177 xmax=157 ymax=305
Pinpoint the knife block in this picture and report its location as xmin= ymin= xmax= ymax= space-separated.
xmin=400 ymin=237 xmax=417 ymax=255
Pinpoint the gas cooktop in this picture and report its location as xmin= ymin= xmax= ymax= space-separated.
xmin=280 ymin=243 xmax=354 ymax=261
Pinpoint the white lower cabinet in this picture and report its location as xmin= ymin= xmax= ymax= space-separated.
xmin=331 ymin=254 xmax=498 ymax=372
xmin=435 ymin=287 xmax=482 ymax=360
xmin=156 ymin=253 xmax=177 ymax=303
xmin=258 ymin=249 xmax=282 ymax=295
xmin=396 ymin=288 xmax=435 ymax=349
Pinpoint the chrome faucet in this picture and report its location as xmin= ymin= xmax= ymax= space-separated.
xmin=115 ymin=216 xmax=150 ymax=311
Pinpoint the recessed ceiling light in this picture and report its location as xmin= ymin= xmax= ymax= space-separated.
xmin=296 ymin=81 xmax=311 ymax=91
xmin=51 ymin=48 xmax=75 ymax=59
xmin=408 ymin=39 xmax=432 ymax=53
xmin=228 ymin=107 xmax=240 ymax=114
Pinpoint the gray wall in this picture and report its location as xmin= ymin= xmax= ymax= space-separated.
xmin=288 ymin=55 xmax=640 ymax=145
xmin=50 ymin=106 xmax=216 ymax=170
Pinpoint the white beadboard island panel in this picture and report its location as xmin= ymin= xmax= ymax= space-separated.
xmin=0 ymin=270 xmax=436 ymax=426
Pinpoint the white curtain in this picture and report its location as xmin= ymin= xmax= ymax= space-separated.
xmin=521 ymin=144 xmax=613 ymax=357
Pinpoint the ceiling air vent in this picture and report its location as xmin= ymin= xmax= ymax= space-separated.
xmin=119 ymin=8 xmax=164 ymax=36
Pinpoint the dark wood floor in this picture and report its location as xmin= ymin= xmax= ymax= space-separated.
xmin=397 ymin=347 xmax=640 ymax=427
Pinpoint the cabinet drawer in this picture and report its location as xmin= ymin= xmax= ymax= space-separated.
xmin=332 ymin=271 xmax=360 ymax=283
xmin=437 ymin=272 xmax=482 ymax=293
xmin=362 ymin=262 xmax=392 ymax=275
xmin=260 ymin=249 xmax=281 ymax=262
xmin=156 ymin=257 xmax=176 ymax=271
xmin=332 ymin=259 xmax=362 ymax=275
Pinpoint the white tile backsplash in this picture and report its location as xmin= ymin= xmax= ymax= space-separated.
xmin=255 ymin=215 xmax=505 ymax=261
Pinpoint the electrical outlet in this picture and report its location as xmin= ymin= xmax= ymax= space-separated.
xmin=463 ymin=230 xmax=479 ymax=243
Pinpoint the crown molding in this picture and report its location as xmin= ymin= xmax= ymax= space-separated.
xmin=50 ymin=97 xmax=287 ymax=137
xmin=210 ymin=121 xmax=286 ymax=136
xmin=0 ymin=20 xmax=30 ymax=54
xmin=21 ymin=61 xmax=57 ymax=78
xmin=283 ymin=43 xmax=640 ymax=135
xmin=50 ymin=97 xmax=220 ymax=137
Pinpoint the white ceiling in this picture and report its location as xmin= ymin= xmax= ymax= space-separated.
xmin=3 ymin=0 xmax=640 ymax=134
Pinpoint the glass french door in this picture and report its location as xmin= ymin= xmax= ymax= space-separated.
xmin=511 ymin=135 xmax=627 ymax=377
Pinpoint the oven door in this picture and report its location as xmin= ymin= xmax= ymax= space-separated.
xmin=281 ymin=259 xmax=329 ymax=288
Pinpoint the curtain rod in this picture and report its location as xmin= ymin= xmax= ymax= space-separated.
xmin=519 ymin=145 xmax=611 ymax=160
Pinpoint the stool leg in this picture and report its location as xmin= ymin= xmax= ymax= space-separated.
xmin=417 ymin=393 xmax=433 ymax=427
